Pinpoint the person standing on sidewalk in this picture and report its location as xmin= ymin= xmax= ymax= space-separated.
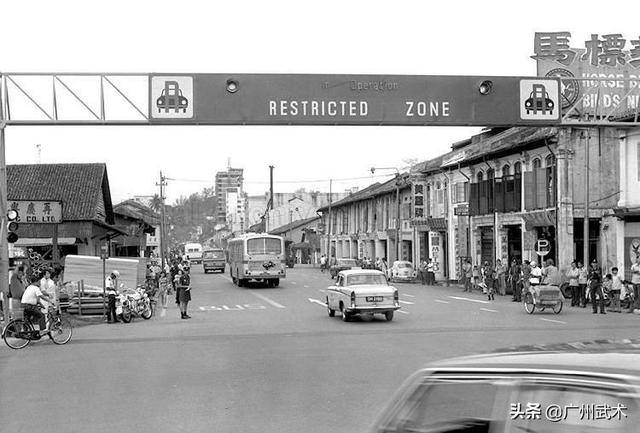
xmin=577 ymin=261 xmax=588 ymax=308
xmin=631 ymin=256 xmax=640 ymax=313
xmin=609 ymin=267 xmax=623 ymax=313
xmin=320 ymin=254 xmax=327 ymax=273
xmin=495 ymin=259 xmax=506 ymax=296
xmin=588 ymin=260 xmax=605 ymax=314
xmin=175 ymin=269 xmax=191 ymax=319
xmin=566 ymin=261 xmax=580 ymax=307
xmin=157 ymin=271 xmax=169 ymax=317
xmin=418 ymin=259 xmax=428 ymax=285
xmin=426 ymin=259 xmax=436 ymax=285
xmin=105 ymin=270 xmax=120 ymax=323
xmin=509 ymin=259 xmax=521 ymax=302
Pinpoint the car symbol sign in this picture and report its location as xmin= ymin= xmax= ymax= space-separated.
xmin=519 ymin=79 xmax=559 ymax=121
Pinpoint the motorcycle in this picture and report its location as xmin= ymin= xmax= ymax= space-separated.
xmin=117 ymin=286 xmax=153 ymax=323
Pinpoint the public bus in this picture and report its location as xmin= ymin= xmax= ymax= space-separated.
xmin=227 ymin=233 xmax=286 ymax=287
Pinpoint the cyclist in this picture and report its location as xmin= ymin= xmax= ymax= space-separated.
xmin=21 ymin=273 xmax=55 ymax=332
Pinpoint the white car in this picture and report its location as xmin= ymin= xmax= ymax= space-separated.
xmin=326 ymin=269 xmax=400 ymax=322
xmin=390 ymin=260 xmax=416 ymax=282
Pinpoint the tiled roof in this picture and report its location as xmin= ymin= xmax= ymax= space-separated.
xmin=114 ymin=199 xmax=160 ymax=225
xmin=317 ymin=173 xmax=411 ymax=212
xmin=413 ymin=127 xmax=558 ymax=175
xmin=269 ymin=216 xmax=320 ymax=235
xmin=7 ymin=163 xmax=114 ymax=223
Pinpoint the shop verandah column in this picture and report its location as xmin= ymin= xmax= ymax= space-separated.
xmin=556 ymin=129 xmax=574 ymax=272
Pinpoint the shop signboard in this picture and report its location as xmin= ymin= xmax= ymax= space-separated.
xmin=8 ymin=200 xmax=63 ymax=223
xmin=533 ymin=32 xmax=640 ymax=115
xmin=454 ymin=204 xmax=470 ymax=216
xmin=148 ymin=74 xmax=561 ymax=126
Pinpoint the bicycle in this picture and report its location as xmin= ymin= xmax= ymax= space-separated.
xmin=2 ymin=305 xmax=73 ymax=349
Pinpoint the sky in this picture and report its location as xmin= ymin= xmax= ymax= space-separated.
xmin=1 ymin=0 xmax=637 ymax=204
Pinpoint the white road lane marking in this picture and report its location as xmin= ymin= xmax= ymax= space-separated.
xmin=304 ymin=285 xmax=309 ymax=288
xmin=248 ymin=290 xmax=286 ymax=308
xmin=318 ymin=289 xmax=327 ymax=293
xmin=402 ymin=293 xmax=416 ymax=298
xmin=448 ymin=296 xmax=491 ymax=304
xmin=399 ymin=300 xmax=415 ymax=305
xmin=435 ymin=300 xmax=450 ymax=304
xmin=397 ymin=310 xmax=409 ymax=315
xmin=539 ymin=318 xmax=567 ymax=324
xmin=480 ymin=308 xmax=498 ymax=313
xmin=308 ymin=298 xmax=327 ymax=306
xmin=290 ymin=281 xmax=297 ymax=285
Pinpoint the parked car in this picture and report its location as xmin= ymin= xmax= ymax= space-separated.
xmin=326 ymin=269 xmax=399 ymax=322
xmin=390 ymin=260 xmax=416 ymax=282
xmin=329 ymin=258 xmax=361 ymax=279
xmin=370 ymin=339 xmax=640 ymax=433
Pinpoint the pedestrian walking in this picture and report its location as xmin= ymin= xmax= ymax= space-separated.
xmin=566 ymin=261 xmax=580 ymax=306
xmin=106 ymin=270 xmax=120 ymax=323
xmin=175 ymin=269 xmax=192 ymax=319
xmin=472 ymin=264 xmax=480 ymax=291
xmin=609 ymin=268 xmax=623 ymax=313
xmin=380 ymin=258 xmax=389 ymax=280
xmin=495 ymin=259 xmax=506 ymax=296
xmin=320 ymin=254 xmax=327 ymax=273
xmin=577 ymin=261 xmax=588 ymax=308
xmin=588 ymin=260 xmax=605 ymax=314
xmin=631 ymin=256 xmax=640 ymax=312
xmin=418 ymin=260 xmax=427 ymax=285
xmin=482 ymin=261 xmax=495 ymax=300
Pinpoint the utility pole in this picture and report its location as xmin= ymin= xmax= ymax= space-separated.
xmin=396 ymin=174 xmax=401 ymax=262
xmin=0 ymin=72 xmax=9 ymax=310
xmin=268 ymin=165 xmax=274 ymax=233
xmin=583 ymin=131 xmax=590 ymax=265
xmin=157 ymin=171 xmax=168 ymax=269
xmin=326 ymin=179 xmax=333 ymax=259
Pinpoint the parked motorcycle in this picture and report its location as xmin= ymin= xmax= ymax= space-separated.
xmin=118 ymin=287 xmax=152 ymax=323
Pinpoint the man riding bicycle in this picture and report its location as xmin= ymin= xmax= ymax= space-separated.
xmin=20 ymin=273 xmax=55 ymax=332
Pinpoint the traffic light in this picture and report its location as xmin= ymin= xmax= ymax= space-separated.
xmin=7 ymin=209 xmax=19 ymax=243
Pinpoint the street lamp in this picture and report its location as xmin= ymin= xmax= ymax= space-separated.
xmin=370 ymin=167 xmax=402 ymax=263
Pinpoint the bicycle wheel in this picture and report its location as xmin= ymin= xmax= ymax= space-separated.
xmin=3 ymin=319 xmax=33 ymax=349
xmin=48 ymin=316 xmax=73 ymax=345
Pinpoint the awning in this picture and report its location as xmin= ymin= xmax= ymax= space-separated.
xmin=14 ymin=237 xmax=79 ymax=247
xmin=523 ymin=210 xmax=556 ymax=231
xmin=291 ymin=242 xmax=313 ymax=250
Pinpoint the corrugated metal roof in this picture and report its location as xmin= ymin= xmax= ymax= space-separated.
xmin=7 ymin=163 xmax=114 ymax=223
xmin=269 ymin=216 xmax=319 ymax=235
xmin=317 ymin=174 xmax=411 ymax=212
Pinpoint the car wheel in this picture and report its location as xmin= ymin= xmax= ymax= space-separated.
xmin=385 ymin=311 xmax=394 ymax=322
xmin=340 ymin=304 xmax=350 ymax=322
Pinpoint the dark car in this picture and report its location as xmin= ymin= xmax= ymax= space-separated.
xmin=329 ymin=258 xmax=361 ymax=279
xmin=525 ymin=84 xmax=554 ymax=115
xmin=156 ymin=81 xmax=188 ymax=113
xmin=370 ymin=339 xmax=640 ymax=433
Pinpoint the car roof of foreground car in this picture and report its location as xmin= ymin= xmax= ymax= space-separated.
xmin=422 ymin=339 xmax=640 ymax=378
xmin=339 ymin=269 xmax=385 ymax=277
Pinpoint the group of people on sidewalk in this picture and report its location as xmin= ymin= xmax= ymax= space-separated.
xmin=458 ymin=254 xmax=640 ymax=313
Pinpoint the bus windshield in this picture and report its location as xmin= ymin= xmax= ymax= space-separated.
xmin=247 ymin=238 xmax=282 ymax=255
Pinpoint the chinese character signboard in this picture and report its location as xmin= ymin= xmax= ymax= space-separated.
xmin=8 ymin=200 xmax=63 ymax=223
xmin=454 ymin=204 xmax=470 ymax=216
xmin=149 ymin=74 xmax=562 ymax=126
xmin=533 ymin=32 xmax=640 ymax=116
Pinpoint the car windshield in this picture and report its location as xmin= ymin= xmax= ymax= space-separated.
xmin=247 ymin=238 xmax=282 ymax=255
xmin=378 ymin=377 xmax=499 ymax=432
xmin=346 ymin=274 xmax=387 ymax=286
xmin=338 ymin=259 xmax=358 ymax=266
xmin=396 ymin=263 xmax=412 ymax=268
xmin=203 ymin=250 xmax=224 ymax=259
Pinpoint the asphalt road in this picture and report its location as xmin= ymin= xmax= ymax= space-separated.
xmin=2 ymin=267 xmax=639 ymax=433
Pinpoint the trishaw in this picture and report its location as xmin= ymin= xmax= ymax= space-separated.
xmin=523 ymin=284 xmax=564 ymax=314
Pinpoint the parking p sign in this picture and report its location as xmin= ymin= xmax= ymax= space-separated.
xmin=535 ymin=239 xmax=551 ymax=257
xmin=519 ymin=79 xmax=559 ymax=121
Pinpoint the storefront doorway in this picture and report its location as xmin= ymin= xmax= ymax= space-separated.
xmin=573 ymin=218 xmax=600 ymax=264
xmin=401 ymin=240 xmax=412 ymax=262
xmin=480 ymin=227 xmax=494 ymax=266
xmin=505 ymin=225 xmax=522 ymax=264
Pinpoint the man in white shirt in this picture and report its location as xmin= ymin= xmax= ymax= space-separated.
xmin=40 ymin=269 xmax=57 ymax=314
xmin=106 ymin=270 xmax=120 ymax=323
xmin=21 ymin=274 xmax=54 ymax=331
xmin=631 ymin=256 xmax=640 ymax=310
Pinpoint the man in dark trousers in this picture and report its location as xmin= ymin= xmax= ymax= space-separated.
xmin=509 ymin=259 xmax=521 ymax=302
xmin=105 ymin=270 xmax=120 ymax=323
xmin=588 ymin=260 xmax=605 ymax=314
